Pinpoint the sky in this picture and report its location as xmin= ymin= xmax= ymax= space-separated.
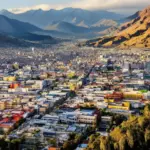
xmin=1 ymin=0 xmax=150 ymax=15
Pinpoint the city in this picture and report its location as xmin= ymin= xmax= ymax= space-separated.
xmin=0 ymin=44 xmax=149 ymax=150
xmin=0 ymin=1 xmax=150 ymax=150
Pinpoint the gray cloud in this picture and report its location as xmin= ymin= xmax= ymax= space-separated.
xmin=9 ymin=0 xmax=150 ymax=14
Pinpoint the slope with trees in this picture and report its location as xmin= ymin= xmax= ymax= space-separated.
xmin=86 ymin=104 xmax=150 ymax=150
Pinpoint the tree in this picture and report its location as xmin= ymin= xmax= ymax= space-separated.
xmin=69 ymin=133 xmax=76 ymax=140
xmin=138 ymin=116 xmax=149 ymax=129
xmin=74 ymin=134 xmax=82 ymax=144
xmin=10 ymin=139 xmax=22 ymax=150
xmin=114 ymin=142 xmax=119 ymax=150
xmin=110 ymin=127 xmax=124 ymax=142
xmin=119 ymin=136 xmax=127 ymax=150
xmin=69 ymin=91 xmax=76 ymax=98
xmin=144 ymin=104 xmax=150 ymax=117
xmin=145 ymin=129 xmax=150 ymax=147
xmin=12 ymin=63 xmax=19 ymax=70
xmin=100 ymin=136 xmax=111 ymax=150
xmin=63 ymin=141 xmax=71 ymax=150
xmin=134 ymin=128 xmax=145 ymax=149
xmin=48 ymin=138 xmax=56 ymax=147
xmin=91 ymin=138 xmax=100 ymax=150
xmin=89 ymin=134 xmax=96 ymax=143
xmin=87 ymin=134 xmax=100 ymax=150
xmin=86 ymin=104 xmax=150 ymax=150
xmin=126 ymin=129 xmax=134 ymax=149
xmin=113 ymin=114 xmax=126 ymax=126
xmin=0 ymin=139 xmax=7 ymax=150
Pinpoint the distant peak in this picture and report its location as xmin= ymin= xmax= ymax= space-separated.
xmin=62 ymin=7 xmax=73 ymax=10
xmin=0 ymin=9 xmax=11 ymax=14
xmin=61 ymin=7 xmax=76 ymax=12
xmin=36 ymin=9 xmax=43 ymax=12
xmin=144 ymin=5 xmax=150 ymax=11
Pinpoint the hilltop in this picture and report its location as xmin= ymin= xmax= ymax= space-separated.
xmin=85 ymin=6 xmax=150 ymax=48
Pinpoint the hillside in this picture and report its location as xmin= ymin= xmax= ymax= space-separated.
xmin=0 ymin=15 xmax=41 ymax=35
xmin=86 ymin=104 xmax=150 ymax=150
xmin=47 ymin=20 xmax=120 ymax=38
xmin=85 ymin=6 xmax=150 ymax=48
xmin=117 ymin=11 xmax=140 ymax=24
xmin=97 ymin=26 xmax=118 ymax=36
xmin=14 ymin=32 xmax=57 ymax=43
xmin=0 ymin=14 xmax=60 ymax=45
xmin=126 ymin=11 xmax=141 ymax=21
xmin=0 ymin=33 xmax=60 ymax=48
xmin=45 ymin=21 xmax=90 ymax=34
xmin=0 ymin=34 xmax=36 ymax=47
xmin=91 ymin=19 xmax=118 ymax=27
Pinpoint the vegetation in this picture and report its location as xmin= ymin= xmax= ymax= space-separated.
xmin=101 ymin=108 xmax=127 ymax=132
xmin=62 ymin=126 xmax=96 ymax=150
xmin=0 ymin=138 xmax=23 ymax=150
xmin=69 ymin=91 xmax=77 ymax=98
xmin=0 ymin=139 xmax=8 ymax=150
xmin=86 ymin=104 xmax=150 ymax=150
xmin=47 ymin=138 xmax=57 ymax=147
xmin=62 ymin=133 xmax=83 ymax=150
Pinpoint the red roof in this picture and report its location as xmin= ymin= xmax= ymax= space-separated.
xmin=1 ymin=118 xmax=10 ymax=122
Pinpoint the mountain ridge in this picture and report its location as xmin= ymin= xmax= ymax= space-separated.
xmin=84 ymin=6 xmax=150 ymax=48
xmin=0 ymin=14 xmax=61 ymax=46
xmin=0 ymin=14 xmax=41 ymax=34
xmin=0 ymin=8 xmax=124 ymax=28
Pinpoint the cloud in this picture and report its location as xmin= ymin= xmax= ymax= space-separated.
xmin=9 ymin=0 xmax=150 ymax=14
xmin=9 ymin=4 xmax=52 ymax=14
xmin=72 ymin=0 xmax=150 ymax=10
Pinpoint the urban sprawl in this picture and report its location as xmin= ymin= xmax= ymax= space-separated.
xmin=0 ymin=43 xmax=150 ymax=150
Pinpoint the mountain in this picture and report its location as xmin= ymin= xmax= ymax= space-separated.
xmin=0 ymin=32 xmax=61 ymax=48
xmin=0 ymin=8 xmax=124 ymax=28
xmin=126 ymin=11 xmax=140 ymax=21
xmin=0 ymin=14 xmax=41 ymax=35
xmin=76 ymin=21 xmax=89 ymax=28
xmin=45 ymin=21 xmax=90 ymax=34
xmin=0 ymin=9 xmax=13 ymax=16
xmin=0 ymin=33 xmax=38 ymax=47
xmin=14 ymin=32 xmax=57 ymax=43
xmin=84 ymin=6 xmax=150 ymax=48
xmin=0 ymin=8 xmax=125 ymax=39
xmin=45 ymin=21 xmax=118 ymax=38
xmin=0 ymin=14 xmax=60 ymax=46
xmin=97 ymin=26 xmax=118 ymax=36
xmin=91 ymin=19 xmax=118 ymax=27
xmin=0 ymin=14 xmax=75 ymax=41
xmin=117 ymin=11 xmax=141 ymax=24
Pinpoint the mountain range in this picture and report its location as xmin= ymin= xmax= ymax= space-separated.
xmin=0 ymin=15 xmax=41 ymax=35
xmin=45 ymin=20 xmax=117 ymax=37
xmin=0 ymin=8 xmax=126 ymax=39
xmin=1 ymin=6 xmax=148 ymax=48
xmin=0 ymin=8 xmax=124 ymax=28
xmin=84 ymin=6 xmax=150 ymax=48
xmin=0 ymin=14 xmax=60 ymax=47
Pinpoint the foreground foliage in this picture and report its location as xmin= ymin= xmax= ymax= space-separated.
xmin=86 ymin=104 xmax=150 ymax=150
